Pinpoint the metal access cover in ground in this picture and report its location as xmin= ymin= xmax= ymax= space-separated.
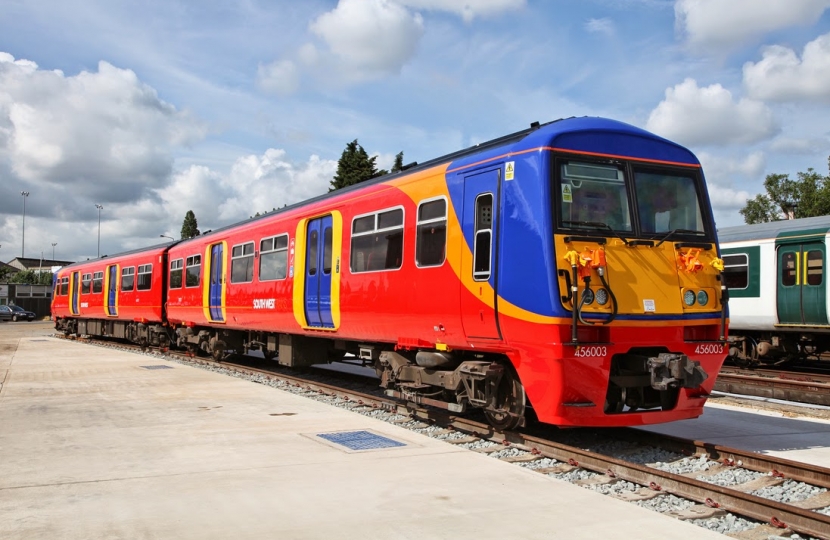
xmin=317 ymin=430 xmax=406 ymax=451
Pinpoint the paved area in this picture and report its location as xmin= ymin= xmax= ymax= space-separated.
xmin=639 ymin=398 xmax=830 ymax=468
xmin=0 ymin=323 xmax=723 ymax=540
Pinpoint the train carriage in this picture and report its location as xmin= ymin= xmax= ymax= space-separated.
xmin=54 ymin=117 xmax=728 ymax=428
xmin=719 ymin=215 xmax=830 ymax=363
xmin=53 ymin=244 xmax=171 ymax=346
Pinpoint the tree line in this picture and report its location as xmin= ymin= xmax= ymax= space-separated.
xmin=740 ymin=157 xmax=830 ymax=224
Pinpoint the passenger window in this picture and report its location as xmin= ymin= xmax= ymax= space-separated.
xmin=416 ymin=199 xmax=447 ymax=267
xmin=782 ymin=252 xmax=796 ymax=287
xmin=120 ymin=267 xmax=135 ymax=292
xmin=170 ymin=259 xmax=183 ymax=289
xmin=308 ymin=231 xmax=318 ymax=276
xmin=137 ymin=264 xmax=153 ymax=291
xmin=807 ymin=250 xmax=823 ymax=286
xmin=722 ymin=254 xmax=748 ymax=289
xmin=60 ymin=277 xmax=69 ymax=296
xmin=186 ymin=256 xmax=201 ymax=288
xmin=81 ymin=273 xmax=92 ymax=294
xmin=92 ymin=272 xmax=104 ymax=293
xmin=231 ymin=242 xmax=254 ymax=283
xmin=350 ymin=207 xmax=404 ymax=273
xmin=323 ymin=227 xmax=333 ymax=274
xmin=473 ymin=194 xmax=493 ymax=281
xmin=260 ymin=235 xmax=288 ymax=281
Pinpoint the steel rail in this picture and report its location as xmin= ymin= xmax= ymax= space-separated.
xmin=716 ymin=368 xmax=830 ymax=406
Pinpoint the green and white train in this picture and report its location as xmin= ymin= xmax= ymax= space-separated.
xmin=718 ymin=215 xmax=830 ymax=364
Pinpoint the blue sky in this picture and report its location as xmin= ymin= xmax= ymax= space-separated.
xmin=1 ymin=0 xmax=829 ymax=262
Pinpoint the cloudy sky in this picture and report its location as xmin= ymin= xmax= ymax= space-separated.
xmin=1 ymin=0 xmax=829 ymax=263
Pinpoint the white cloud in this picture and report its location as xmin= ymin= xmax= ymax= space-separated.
xmin=399 ymin=0 xmax=525 ymax=22
xmin=769 ymin=136 xmax=830 ymax=154
xmin=585 ymin=18 xmax=615 ymax=36
xmin=743 ymin=32 xmax=830 ymax=103
xmin=0 ymin=53 xmax=206 ymax=207
xmin=646 ymin=78 xmax=778 ymax=146
xmin=257 ymin=59 xmax=300 ymax=97
xmin=675 ymin=0 xmax=830 ymax=51
xmin=309 ymin=0 xmax=424 ymax=82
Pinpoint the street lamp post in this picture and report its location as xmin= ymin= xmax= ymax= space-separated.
xmin=51 ymin=242 xmax=57 ymax=260
xmin=95 ymin=204 xmax=103 ymax=257
xmin=159 ymin=234 xmax=174 ymax=241
xmin=20 ymin=191 xmax=29 ymax=257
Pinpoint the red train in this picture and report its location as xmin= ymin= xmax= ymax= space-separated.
xmin=53 ymin=117 xmax=727 ymax=429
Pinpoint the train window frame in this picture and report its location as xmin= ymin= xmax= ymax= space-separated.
xmin=555 ymin=159 xmax=633 ymax=233
xmin=120 ymin=266 xmax=135 ymax=292
xmin=720 ymin=246 xmax=760 ymax=298
xmin=350 ymin=206 xmax=405 ymax=274
xmin=781 ymin=252 xmax=797 ymax=287
xmin=632 ymin=167 xmax=706 ymax=236
xmin=92 ymin=271 xmax=104 ymax=294
xmin=169 ymin=258 xmax=184 ymax=289
xmin=722 ymin=254 xmax=748 ymax=290
xmin=231 ymin=242 xmax=255 ymax=284
xmin=185 ymin=255 xmax=201 ymax=288
xmin=259 ymin=234 xmax=289 ymax=282
xmin=81 ymin=273 xmax=92 ymax=295
xmin=137 ymin=264 xmax=153 ymax=291
xmin=416 ymin=197 xmax=447 ymax=268
xmin=806 ymin=250 xmax=823 ymax=286
xmin=473 ymin=193 xmax=494 ymax=281
xmin=60 ymin=277 xmax=69 ymax=296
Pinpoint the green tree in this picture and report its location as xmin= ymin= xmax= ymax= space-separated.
xmin=330 ymin=140 xmax=382 ymax=191
xmin=0 ymin=265 xmax=14 ymax=282
xmin=181 ymin=210 xmax=201 ymax=239
xmin=739 ymin=158 xmax=830 ymax=224
xmin=391 ymin=151 xmax=404 ymax=173
xmin=10 ymin=269 xmax=52 ymax=285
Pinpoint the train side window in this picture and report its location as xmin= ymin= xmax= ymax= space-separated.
xmin=92 ymin=272 xmax=104 ymax=293
xmin=473 ymin=194 xmax=493 ymax=281
xmin=350 ymin=207 xmax=404 ymax=273
xmin=323 ymin=227 xmax=333 ymax=275
xmin=416 ymin=198 xmax=447 ymax=267
xmin=260 ymin=234 xmax=288 ymax=281
xmin=137 ymin=264 xmax=153 ymax=291
xmin=170 ymin=259 xmax=183 ymax=289
xmin=806 ymin=250 xmax=823 ymax=286
xmin=120 ymin=267 xmax=135 ymax=292
xmin=60 ymin=277 xmax=69 ymax=296
xmin=722 ymin=254 xmax=748 ymax=289
xmin=185 ymin=255 xmax=201 ymax=288
xmin=308 ymin=230 xmax=318 ymax=276
xmin=81 ymin=273 xmax=92 ymax=294
xmin=231 ymin=242 xmax=255 ymax=283
xmin=781 ymin=252 xmax=796 ymax=286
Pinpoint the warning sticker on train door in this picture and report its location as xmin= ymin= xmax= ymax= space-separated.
xmin=562 ymin=184 xmax=573 ymax=203
xmin=505 ymin=161 xmax=515 ymax=181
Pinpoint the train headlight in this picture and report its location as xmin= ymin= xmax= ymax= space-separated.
xmin=683 ymin=290 xmax=696 ymax=306
xmin=581 ymin=288 xmax=595 ymax=305
xmin=596 ymin=288 xmax=609 ymax=305
xmin=697 ymin=290 xmax=709 ymax=306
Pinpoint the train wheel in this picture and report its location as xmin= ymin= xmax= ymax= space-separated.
xmin=212 ymin=340 xmax=226 ymax=361
xmin=263 ymin=350 xmax=277 ymax=361
xmin=483 ymin=367 xmax=526 ymax=431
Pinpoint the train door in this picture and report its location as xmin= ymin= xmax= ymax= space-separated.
xmin=209 ymin=243 xmax=225 ymax=322
xmin=304 ymin=215 xmax=334 ymax=328
xmin=460 ymin=168 xmax=502 ymax=339
xmin=106 ymin=265 xmax=118 ymax=316
xmin=70 ymin=271 xmax=80 ymax=315
xmin=777 ymin=242 xmax=827 ymax=325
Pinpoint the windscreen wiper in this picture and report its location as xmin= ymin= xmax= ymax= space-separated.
xmin=654 ymin=228 xmax=706 ymax=247
xmin=561 ymin=220 xmax=630 ymax=246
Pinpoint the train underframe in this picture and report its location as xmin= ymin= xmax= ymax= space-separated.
xmin=728 ymin=331 xmax=830 ymax=365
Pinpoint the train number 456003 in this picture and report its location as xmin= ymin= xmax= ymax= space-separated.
xmin=573 ymin=346 xmax=608 ymax=358
xmin=694 ymin=343 xmax=724 ymax=355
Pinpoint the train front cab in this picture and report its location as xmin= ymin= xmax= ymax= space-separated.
xmin=534 ymin=152 xmax=726 ymax=427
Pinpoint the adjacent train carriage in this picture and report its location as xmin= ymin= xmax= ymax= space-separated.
xmin=719 ymin=215 xmax=830 ymax=363
xmin=53 ymin=244 xmax=171 ymax=346
xmin=54 ymin=117 xmax=728 ymax=428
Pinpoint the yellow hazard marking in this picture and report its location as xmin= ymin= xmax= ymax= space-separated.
xmin=505 ymin=161 xmax=515 ymax=181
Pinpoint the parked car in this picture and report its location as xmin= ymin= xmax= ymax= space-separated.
xmin=0 ymin=305 xmax=37 ymax=322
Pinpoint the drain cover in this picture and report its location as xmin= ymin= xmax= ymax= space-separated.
xmin=140 ymin=365 xmax=173 ymax=370
xmin=317 ymin=430 xmax=405 ymax=451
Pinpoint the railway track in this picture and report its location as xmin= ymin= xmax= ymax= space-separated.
xmin=716 ymin=367 xmax=830 ymax=407
xmin=60 ymin=335 xmax=830 ymax=539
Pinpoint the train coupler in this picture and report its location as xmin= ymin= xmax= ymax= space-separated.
xmin=647 ymin=353 xmax=708 ymax=391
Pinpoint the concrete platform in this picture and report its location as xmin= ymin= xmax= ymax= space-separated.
xmin=0 ymin=325 xmax=724 ymax=540
xmin=639 ymin=398 xmax=830 ymax=468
